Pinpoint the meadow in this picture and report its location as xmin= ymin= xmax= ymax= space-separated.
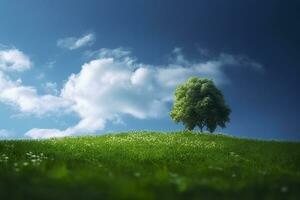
xmin=0 ymin=131 xmax=299 ymax=200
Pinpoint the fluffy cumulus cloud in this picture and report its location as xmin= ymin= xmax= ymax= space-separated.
xmin=57 ymin=33 xmax=95 ymax=50
xmin=0 ymin=72 xmax=71 ymax=116
xmin=24 ymin=48 xmax=263 ymax=139
xmin=0 ymin=48 xmax=32 ymax=71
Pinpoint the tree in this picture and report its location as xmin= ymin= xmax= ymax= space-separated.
xmin=170 ymin=77 xmax=231 ymax=133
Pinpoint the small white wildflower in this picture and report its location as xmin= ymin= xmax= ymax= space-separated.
xmin=215 ymin=167 xmax=223 ymax=171
xmin=259 ymin=170 xmax=267 ymax=175
xmin=169 ymin=173 xmax=178 ymax=178
xmin=134 ymin=172 xmax=141 ymax=177
xmin=281 ymin=186 xmax=288 ymax=193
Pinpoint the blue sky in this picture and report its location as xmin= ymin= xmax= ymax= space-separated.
xmin=0 ymin=0 xmax=299 ymax=140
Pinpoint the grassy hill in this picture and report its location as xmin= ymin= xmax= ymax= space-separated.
xmin=0 ymin=131 xmax=299 ymax=200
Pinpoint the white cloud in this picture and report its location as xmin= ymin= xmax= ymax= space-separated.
xmin=46 ymin=60 xmax=56 ymax=69
xmin=42 ymin=82 xmax=58 ymax=95
xmin=57 ymin=33 xmax=95 ymax=50
xmin=25 ymin=128 xmax=69 ymax=139
xmin=25 ymin=48 xmax=263 ymax=139
xmin=0 ymin=129 xmax=13 ymax=139
xmin=218 ymin=53 xmax=264 ymax=72
xmin=0 ymin=72 xmax=71 ymax=116
xmin=36 ymin=73 xmax=45 ymax=80
xmin=0 ymin=49 xmax=32 ymax=71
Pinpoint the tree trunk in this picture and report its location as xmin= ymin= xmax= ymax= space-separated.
xmin=200 ymin=126 xmax=203 ymax=132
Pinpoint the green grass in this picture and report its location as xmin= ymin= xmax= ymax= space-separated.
xmin=0 ymin=131 xmax=300 ymax=200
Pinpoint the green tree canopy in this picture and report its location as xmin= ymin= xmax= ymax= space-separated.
xmin=170 ymin=77 xmax=231 ymax=132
